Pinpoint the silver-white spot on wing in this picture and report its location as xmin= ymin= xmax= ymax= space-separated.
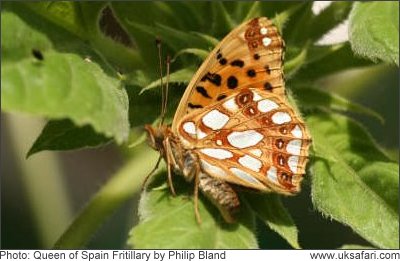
xmin=182 ymin=121 xmax=196 ymax=135
xmin=202 ymin=109 xmax=229 ymax=130
xmin=227 ymin=130 xmax=264 ymax=149
xmin=200 ymin=160 xmax=228 ymax=178
xmin=286 ymin=139 xmax=302 ymax=155
xmin=257 ymin=99 xmax=279 ymax=112
xmin=197 ymin=129 xmax=207 ymax=139
xmin=223 ymin=98 xmax=239 ymax=112
xmin=267 ymin=166 xmax=279 ymax=184
xmin=252 ymin=90 xmax=263 ymax=101
xmin=260 ymin=27 xmax=268 ymax=35
xmin=262 ymin=37 xmax=272 ymax=46
xmin=288 ymin=155 xmax=299 ymax=173
xmin=249 ymin=149 xmax=262 ymax=157
xmin=200 ymin=148 xmax=233 ymax=159
xmin=291 ymin=125 xmax=303 ymax=138
xmin=238 ymin=155 xmax=262 ymax=172
xmin=272 ymin=111 xmax=291 ymax=124
xmin=230 ymin=167 xmax=263 ymax=185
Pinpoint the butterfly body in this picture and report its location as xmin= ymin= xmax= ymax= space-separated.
xmin=145 ymin=123 xmax=241 ymax=223
xmin=145 ymin=17 xmax=311 ymax=223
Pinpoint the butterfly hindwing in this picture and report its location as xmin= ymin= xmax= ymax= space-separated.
xmin=177 ymin=88 xmax=311 ymax=194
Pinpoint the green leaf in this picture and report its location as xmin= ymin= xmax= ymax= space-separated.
xmin=211 ymin=2 xmax=236 ymax=36
xmin=284 ymin=44 xmax=309 ymax=78
xmin=309 ymin=2 xmax=352 ymax=42
xmin=129 ymin=173 xmax=258 ymax=249
xmin=165 ymin=2 xmax=204 ymax=31
xmin=339 ymin=244 xmax=374 ymax=249
xmin=284 ymin=2 xmax=314 ymax=46
xmin=291 ymin=43 xmax=372 ymax=82
xmin=54 ymin=145 xmax=160 ymax=249
xmin=243 ymin=2 xmax=261 ymax=22
xmin=125 ymin=21 xmax=212 ymax=53
xmin=349 ymin=2 xmax=399 ymax=65
xmin=7 ymin=2 xmax=141 ymax=72
xmin=244 ymin=193 xmax=300 ymax=249
xmin=307 ymin=111 xmax=399 ymax=248
xmin=20 ymin=2 xmax=88 ymax=39
xmin=272 ymin=3 xmax=306 ymax=33
xmin=286 ymin=43 xmax=372 ymax=81
xmin=357 ymin=162 xmax=399 ymax=212
xmin=172 ymin=48 xmax=209 ymax=63
xmin=1 ymin=12 xmax=130 ymax=143
xmin=293 ymin=87 xmax=384 ymax=123
xmin=190 ymin=32 xmax=219 ymax=47
xmin=110 ymin=3 xmax=167 ymax=75
xmin=140 ymin=67 xmax=196 ymax=94
xmin=27 ymin=119 xmax=110 ymax=157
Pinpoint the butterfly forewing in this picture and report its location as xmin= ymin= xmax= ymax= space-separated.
xmin=177 ymin=88 xmax=311 ymax=194
xmin=172 ymin=17 xmax=285 ymax=132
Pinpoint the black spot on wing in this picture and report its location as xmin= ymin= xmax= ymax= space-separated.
xmin=211 ymin=74 xmax=222 ymax=86
xmin=201 ymin=72 xmax=222 ymax=86
xmin=265 ymin=65 xmax=271 ymax=74
xmin=219 ymin=58 xmax=227 ymax=65
xmin=247 ymin=69 xmax=256 ymax=77
xmin=230 ymin=59 xmax=244 ymax=68
xmin=188 ymin=103 xmax=203 ymax=109
xmin=264 ymin=82 xmax=273 ymax=91
xmin=217 ymin=94 xmax=227 ymax=101
xmin=227 ymin=76 xmax=238 ymax=89
xmin=196 ymin=86 xmax=212 ymax=98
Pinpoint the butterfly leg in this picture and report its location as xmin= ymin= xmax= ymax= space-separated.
xmin=163 ymin=138 xmax=177 ymax=196
xmin=193 ymin=162 xmax=202 ymax=224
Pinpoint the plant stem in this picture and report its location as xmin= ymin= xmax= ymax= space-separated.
xmin=53 ymin=145 xmax=159 ymax=249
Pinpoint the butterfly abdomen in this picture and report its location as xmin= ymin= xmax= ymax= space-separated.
xmin=198 ymin=172 xmax=240 ymax=223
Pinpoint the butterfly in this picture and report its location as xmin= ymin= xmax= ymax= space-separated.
xmin=145 ymin=17 xmax=311 ymax=223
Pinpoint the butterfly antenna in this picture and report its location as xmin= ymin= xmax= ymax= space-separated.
xmin=161 ymin=55 xmax=171 ymax=126
xmin=156 ymin=37 xmax=165 ymax=128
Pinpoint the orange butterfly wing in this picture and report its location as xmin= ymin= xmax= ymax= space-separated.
xmin=169 ymin=17 xmax=310 ymax=195
xmin=172 ymin=17 xmax=285 ymax=132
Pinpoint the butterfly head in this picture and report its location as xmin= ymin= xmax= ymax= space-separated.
xmin=144 ymin=124 xmax=168 ymax=152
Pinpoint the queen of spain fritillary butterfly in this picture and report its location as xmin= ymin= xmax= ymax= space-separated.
xmin=145 ymin=17 xmax=311 ymax=223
